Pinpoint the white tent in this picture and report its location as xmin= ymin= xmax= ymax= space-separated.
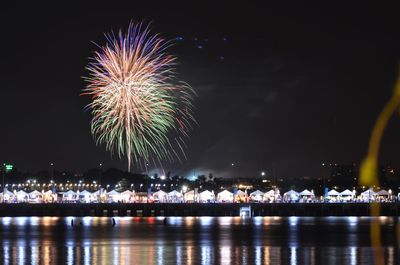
xmin=340 ymin=189 xmax=354 ymax=196
xmin=184 ymin=190 xmax=195 ymax=202
xmin=299 ymin=189 xmax=313 ymax=196
xmin=29 ymin=190 xmax=43 ymax=203
xmin=217 ymin=190 xmax=233 ymax=202
xmin=236 ymin=190 xmax=246 ymax=196
xmin=250 ymin=190 xmax=264 ymax=202
xmin=43 ymin=190 xmax=57 ymax=203
xmin=107 ymin=190 xmax=121 ymax=203
xmin=91 ymin=190 xmax=103 ymax=202
xmin=340 ymin=189 xmax=354 ymax=202
xmin=361 ymin=188 xmax=377 ymax=202
xmin=327 ymin=189 xmax=340 ymax=196
xmin=16 ymin=190 xmax=28 ymax=203
xmin=153 ymin=190 xmax=168 ymax=203
xmin=92 ymin=190 xmax=101 ymax=196
xmin=377 ymin=189 xmax=389 ymax=196
xmin=1 ymin=189 xmax=16 ymax=203
xmin=78 ymin=190 xmax=93 ymax=203
xmin=376 ymin=189 xmax=390 ymax=202
xmin=120 ymin=190 xmax=134 ymax=203
xmin=62 ymin=190 xmax=78 ymax=202
xmin=199 ymin=190 xmax=215 ymax=203
xmin=283 ymin=190 xmax=299 ymax=202
xmin=326 ymin=189 xmax=340 ymax=202
xmin=235 ymin=190 xmax=247 ymax=202
xmin=168 ymin=190 xmax=183 ymax=203
xmin=263 ymin=189 xmax=275 ymax=202
xmin=299 ymin=189 xmax=314 ymax=202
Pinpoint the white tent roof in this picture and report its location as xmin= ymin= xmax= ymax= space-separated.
xmin=2 ymin=189 xmax=14 ymax=196
xmin=16 ymin=190 xmax=28 ymax=196
xmin=377 ymin=189 xmax=389 ymax=196
xmin=121 ymin=190 xmax=134 ymax=195
xmin=264 ymin=189 xmax=275 ymax=196
xmin=340 ymin=189 xmax=354 ymax=196
xmin=153 ymin=190 xmax=168 ymax=196
xmin=361 ymin=189 xmax=376 ymax=196
xmin=218 ymin=190 xmax=233 ymax=196
xmin=250 ymin=190 xmax=264 ymax=196
xmin=299 ymin=189 xmax=313 ymax=196
xmin=236 ymin=190 xmax=246 ymax=196
xmin=168 ymin=190 xmax=182 ymax=196
xmin=107 ymin=190 xmax=120 ymax=196
xmin=185 ymin=190 xmax=194 ymax=195
xmin=92 ymin=190 xmax=102 ymax=195
xmin=327 ymin=189 xmax=340 ymax=196
xmin=29 ymin=190 xmax=42 ymax=196
xmin=200 ymin=190 xmax=214 ymax=196
xmin=63 ymin=190 xmax=77 ymax=196
xmin=79 ymin=190 xmax=92 ymax=196
xmin=284 ymin=190 xmax=299 ymax=196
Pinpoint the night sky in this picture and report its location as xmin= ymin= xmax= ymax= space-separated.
xmin=1 ymin=3 xmax=399 ymax=178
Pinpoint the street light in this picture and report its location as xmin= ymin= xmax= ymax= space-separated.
xmin=321 ymin=162 xmax=326 ymax=199
xmin=49 ymin=163 xmax=55 ymax=193
xmin=261 ymin=171 xmax=265 ymax=177
xmin=99 ymin=163 xmax=103 ymax=189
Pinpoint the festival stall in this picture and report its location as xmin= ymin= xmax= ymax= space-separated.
xmin=120 ymin=190 xmax=134 ymax=203
xmin=91 ymin=190 xmax=103 ymax=203
xmin=264 ymin=189 xmax=280 ymax=202
xmin=234 ymin=190 xmax=247 ymax=202
xmin=16 ymin=190 xmax=29 ymax=203
xmin=299 ymin=189 xmax=314 ymax=202
xmin=283 ymin=190 xmax=299 ymax=202
xmin=29 ymin=190 xmax=43 ymax=203
xmin=184 ymin=190 xmax=195 ymax=202
xmin=360 ymin=188 xmax=377 ymax=202
xmin=168 ymin=190 xmax=183 ymax=203
xmin=107 ymin=190 xmax=121 ymax=203
xmin=134 ymin=192 xmax=149 ymax=203
xmin=1 ymin=189 xmax=16 ymax=203
xmin=376 ymin=189 xmax=390 ymax=202
xmin=217 ymin=190 xmax=234 ymax=202
xmin=199 ymin=190 xmax=215 ymax=203
xmin=62 ymin=190 xmax=78 ymax=202
xmin=339 ymin=189 xmax=354 ymax=202
xmin=326 ymin=189 xmax=340 ymax=202
xmin=250 ymin=190 xmax=264 ymax=202
xmin=43 ymin=190 xmax=57 ymax=203
xmin=153 ymin=190 xmax=168 ymax=203
xmin=78 ymin=190 xmax=93 ymax=203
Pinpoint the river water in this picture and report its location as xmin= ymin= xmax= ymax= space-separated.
xmin=0 ymin=216 xmax=398 ymax=264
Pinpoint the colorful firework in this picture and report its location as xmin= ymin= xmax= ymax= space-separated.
xmin=82 ymin=22 xmax=196 ymax=171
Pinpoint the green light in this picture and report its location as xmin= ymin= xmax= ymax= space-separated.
xmin=5 ymin=164 xmax=13 ymax=173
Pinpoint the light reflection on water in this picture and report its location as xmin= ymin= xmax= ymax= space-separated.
xmin=0 ymin=216 xmax=398 ymax=264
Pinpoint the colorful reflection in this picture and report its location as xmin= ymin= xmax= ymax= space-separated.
xmin=0 ymin=217 xmax=397 ymax=264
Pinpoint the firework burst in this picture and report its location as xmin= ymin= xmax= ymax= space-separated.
xmin=82 ymin=22 xmax=196 ymax=171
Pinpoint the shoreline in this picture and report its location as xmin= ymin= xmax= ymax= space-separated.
xmin=0 ymin=202 xmax=398 ymax=217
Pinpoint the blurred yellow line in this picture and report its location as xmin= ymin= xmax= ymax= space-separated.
xmin=360 ymin=70 xmax=400 ymax=265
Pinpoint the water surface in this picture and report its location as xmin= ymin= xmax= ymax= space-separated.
xmin=0 ymin=216 xmax=398 ymax=264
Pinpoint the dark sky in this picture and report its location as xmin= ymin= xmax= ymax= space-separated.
xmin=0 ymin=2 xmax=399 ymax=178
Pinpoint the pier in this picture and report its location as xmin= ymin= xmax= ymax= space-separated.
xmin=0 ymin=203 xmax=398 ymax=217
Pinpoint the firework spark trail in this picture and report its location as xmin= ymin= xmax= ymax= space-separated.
xmin=82 ymin=22 xmax=196 ymax=171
